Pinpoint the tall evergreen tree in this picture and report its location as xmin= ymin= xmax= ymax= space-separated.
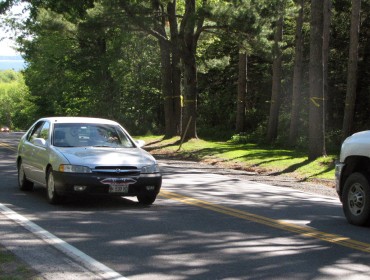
xmin=342 ymin=0 xmax=361 ymax=139
xmin=267 ymin=14 xmax=283 ymax=142
xmin=322 ymin=0 xmax=331 ymax=155
xmin=289 ymin=0 xmax=305 ymax=146
xmin=308 ymin=0 xmax=324 ymax=159
xmin=236 ymin=48 xmax=247 ymax=133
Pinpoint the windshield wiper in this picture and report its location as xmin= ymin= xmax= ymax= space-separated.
xmin=92 ymin=145 xmax=114 ymax=148
xmin=55 ymin=145 xmax=75 ymax=147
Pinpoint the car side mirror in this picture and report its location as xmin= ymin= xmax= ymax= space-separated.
xmin=32 ymin=138 xmax=47 ymax=147
xmin=135 ymin=139 xmax=145 ymax=148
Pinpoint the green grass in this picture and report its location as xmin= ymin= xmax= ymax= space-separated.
xmin=0 ymin=246 xmax=40 ymax=280
xmin=137 ymin=135 xmax=336 ymax=181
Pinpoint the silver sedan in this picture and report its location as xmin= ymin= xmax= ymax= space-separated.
xmin=17 ymin=117 xmax=162 ymax=205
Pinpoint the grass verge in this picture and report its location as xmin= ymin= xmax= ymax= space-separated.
xmin=138 ymin=135 xmax=336 ymax=183
xmin=0 ymin=246 xmax=41 ymax=279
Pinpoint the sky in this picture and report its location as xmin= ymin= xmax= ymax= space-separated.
xmin=0 ymin=3 xmax=28 ymax=56
xmin=0 ymin=36 xmax=19 ymax=56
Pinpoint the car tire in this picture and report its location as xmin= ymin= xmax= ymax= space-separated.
xmin=47 ymin=168 xmax=61 ymax=204
xmin=18 ymin=161 xmax=34 ymax=191
xmin=137 ymin=194 xmax=157 ymax=205
xmin=342 ymin=172 xmax=370 ymax=226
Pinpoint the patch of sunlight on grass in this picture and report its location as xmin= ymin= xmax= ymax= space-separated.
xmin=138 ymin=136 xmax=336 ymax=181
xmin=295 ymin=156 xmax=336 ymax=180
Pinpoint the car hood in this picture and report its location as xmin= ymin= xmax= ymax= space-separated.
xmin=55 ymin=147 xmax=156 ymax=168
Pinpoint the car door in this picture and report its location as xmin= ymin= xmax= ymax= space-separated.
xmin=21 ymin=121 xmax=45 ymax=181
xmin=29 ymin=121 xmax=51 ymax=185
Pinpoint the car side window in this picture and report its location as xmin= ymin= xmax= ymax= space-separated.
xmin=27 ymin=121 xmax=45 ymax=142
xmin=39 ymin=122 xmax=50 ymax=140
xmin=116 ymin=127 xmax=134 ymax=148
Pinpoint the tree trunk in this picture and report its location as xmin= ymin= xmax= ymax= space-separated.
xmin=322 ymin=0 xmax=331 ymax=155
xmin=159 ymin=39 xmax=175 ymax=138
xmin=180 ymin=0 xmax=198 ymax=140
xmin=168 ymin=0 xmax=182 ymax=136
xmin=182 ymin=48 xmax=198 ymax=139
xmin=153 ymin=1 xmax=179 ymax=138
xmin=97 ymin=37 xmax=118 ymax=119
xmin=289 ymin=0 xmax=304 ymax=146
xmin=236 ymin=49 xmax=247 ymax=133
xmin=308 ymin=0 xmax=324 ymax=160
xmin=342 ymin=0 xmax=361 ymax=139
xmin=267 ymin=16 xmax=283 ymax=142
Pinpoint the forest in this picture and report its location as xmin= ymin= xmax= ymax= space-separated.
xmin=0 ymin=0 xmax=368 ymax=160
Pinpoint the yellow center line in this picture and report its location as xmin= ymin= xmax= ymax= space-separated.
xmin=0 ymin=142 xmax=17 ymax=152
xmin=160 ymin=190 xmax=370 ymax=254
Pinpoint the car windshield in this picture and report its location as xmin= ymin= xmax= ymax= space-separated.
xmin=53 ymin=123 xmax=135 ymax=148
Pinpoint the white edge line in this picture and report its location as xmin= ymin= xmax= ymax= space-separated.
xmin=0 ymin=203 xmax=129 ymax=280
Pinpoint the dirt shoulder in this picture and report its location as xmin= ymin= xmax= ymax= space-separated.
xmin=145 ymin=138 xmax=336 ymax=193
xmin=153 ymin=153 xmax=337 ymax=198
xmin=0 ymin=246 xmax=42 ymax=279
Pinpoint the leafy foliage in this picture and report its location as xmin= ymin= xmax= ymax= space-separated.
xmin=20 ymin=4 xmax=162 ymax=134
xmin=1 ymin=0 xmax=370 ymax=156
xmin=0 ymin=70 xmax=36 ymax=129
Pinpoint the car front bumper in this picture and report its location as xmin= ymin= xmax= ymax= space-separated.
xmin=53 ymin=171 xmax=162 ymax=196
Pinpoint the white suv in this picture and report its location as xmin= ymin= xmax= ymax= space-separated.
xmin=336 ymin=131 xmax=370 ymax=226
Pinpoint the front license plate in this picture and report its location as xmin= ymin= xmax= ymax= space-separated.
xmin=109 ymin=185 xmax=129 ymax=193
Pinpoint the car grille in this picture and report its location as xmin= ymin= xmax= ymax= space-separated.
xmin=92 ymin=166 xmax=140 ymax=177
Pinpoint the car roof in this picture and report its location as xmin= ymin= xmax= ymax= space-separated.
xmin=40 ymin=117 xmax=120 ymax=125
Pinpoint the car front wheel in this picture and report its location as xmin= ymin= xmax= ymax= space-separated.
xmin=18 ymin=161 xmax=34 ymax=191
xmin=137 ymin=194 xmax=157 ymax=205
xmin=47 ymin=168 xmax=61 ymax=204
xmin=342 ymin=172 xmax=370 ymax=226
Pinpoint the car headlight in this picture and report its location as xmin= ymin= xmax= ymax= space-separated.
xmin=141 ymin=164 xmax=160 ymax=174
xmin=59 ymin=164 xmax=92 ymax=173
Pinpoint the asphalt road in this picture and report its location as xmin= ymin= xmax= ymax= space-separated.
xmin=1 ymin=132 xmax=370 ymax=280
